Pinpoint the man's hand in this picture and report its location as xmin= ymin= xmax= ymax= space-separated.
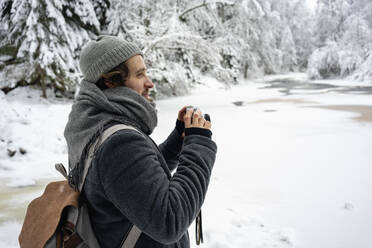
xmin=177 ymin=106 xmax=188 ymax=122
xmin=184 ymin=108 xmax=211 ymax=130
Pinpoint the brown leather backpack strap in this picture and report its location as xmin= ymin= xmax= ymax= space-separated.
xmin=62 ymin=221 xmax=83 ymax=248
xmin=64 ymin=233 xmax=83 ymax=248
xmin=56 ymin=226 xmax=62 ymax=248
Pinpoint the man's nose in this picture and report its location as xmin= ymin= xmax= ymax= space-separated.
xmin=145 ymin=77 xmax=154 ymax=88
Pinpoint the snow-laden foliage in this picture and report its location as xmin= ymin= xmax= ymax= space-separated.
xmin=351 ymin=51 xmax=372 ymax=82
xmin=307 ymin=41 xmax=342 ymax=79
xmin=307 ymin=0 xmax=372 ymax=81
xmin=271 ymin=0 xmax=314 ymax=69
xmin=0 ymin=0 xmax=314 ymax=98
xmin=0 ymin=0 xmax=100 ymax=97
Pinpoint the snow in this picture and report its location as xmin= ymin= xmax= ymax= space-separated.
xmin=305 ymin=0 xmax=317 ymax=11
xmin=6 ymin=178 xmax=35 ymax=188
xmin=0 ymin=87 xmax=70 ymax=180
xmin=1 ymin=74 xmax=372 ymax=247
xmin=0 ymin=222 xmax=20 ymax=248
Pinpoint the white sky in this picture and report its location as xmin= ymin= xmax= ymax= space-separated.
xmin=305 ymin=0 xmax=317 ymax=10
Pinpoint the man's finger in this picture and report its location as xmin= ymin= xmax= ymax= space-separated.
xmin=194 ymin=109 xmax=202 ymax=116
xmin=178 ymin=106 xmax=188 ymax=121
xmin=192 ymin=112 xmax=200 ymax=126
xmin=198 ymin=118 xmax=206 ymax=127
xmin=184 ymin=109 xmax=193 ymax=127
xmin=204 ymin=121 xmax=211 ymax=129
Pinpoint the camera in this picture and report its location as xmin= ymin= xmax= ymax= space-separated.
xmin=186 ymin=106 xmax=199 ymax=123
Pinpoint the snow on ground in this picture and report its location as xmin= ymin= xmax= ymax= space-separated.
xmin=0 ymin=74 xmax=372 ymax=248
xmin=0 ymin=87 xmax=70 ymax=183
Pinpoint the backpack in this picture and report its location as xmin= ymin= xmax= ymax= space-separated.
xmin=19 ymin=124 xmax=142 ymax=248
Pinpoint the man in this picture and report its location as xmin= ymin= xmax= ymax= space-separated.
xmin=64 ymin=35 xmax=217 ymax=248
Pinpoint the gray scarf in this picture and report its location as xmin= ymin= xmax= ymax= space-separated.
xmin=64 ymin=79 xmax=158 ymax=189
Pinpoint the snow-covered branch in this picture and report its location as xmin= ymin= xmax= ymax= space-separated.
xmin=178 ymin=0 xmax=235 ymax=22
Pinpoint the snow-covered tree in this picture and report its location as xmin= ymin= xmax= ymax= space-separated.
xmin=307 ymin=0 xmax=372 ymax=81
xmin=1 ymin=0 xmax=325 ymax=98
xmin=0 ymin=0 xmax=99 ymax=97
xmin=277 ymin=0 xmax=314 ymax=69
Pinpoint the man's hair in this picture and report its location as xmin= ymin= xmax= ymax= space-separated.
xmin=96 ymin=62 xmax=129 ymax=90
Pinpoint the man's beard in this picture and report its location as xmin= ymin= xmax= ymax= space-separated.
xmin=142 ymin=90 xmax=156 ymax=108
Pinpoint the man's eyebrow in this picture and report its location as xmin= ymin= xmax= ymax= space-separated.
xmin=135 ymin=68 xmax=146 ymax=74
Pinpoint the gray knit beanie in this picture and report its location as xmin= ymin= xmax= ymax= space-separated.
xmin=79 ymin=35 xmax=143 ymax=83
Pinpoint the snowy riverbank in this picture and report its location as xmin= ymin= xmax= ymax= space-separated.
xmin=1 ymin=74 xmax=372 ymax=248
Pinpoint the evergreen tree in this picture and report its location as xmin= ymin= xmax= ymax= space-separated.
xmin=0 ymin=0 xmax=99 ymax=97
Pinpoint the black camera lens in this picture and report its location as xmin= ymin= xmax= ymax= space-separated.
xmin=204 ymin=114 xmax=211 ymax=122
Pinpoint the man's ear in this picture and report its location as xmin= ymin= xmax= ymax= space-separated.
xmin=104 ymin=80 xmax=115 ymax=88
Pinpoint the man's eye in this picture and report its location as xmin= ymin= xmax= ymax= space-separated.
xmin=137 ymin=73 xmax=146 ymax=78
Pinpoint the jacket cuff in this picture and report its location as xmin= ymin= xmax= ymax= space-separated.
xmin=184 ymin=127 xmax=212 ymax=138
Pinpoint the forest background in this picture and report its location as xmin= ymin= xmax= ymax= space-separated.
xmin=0 ymin=0 xmax=371 ymax=98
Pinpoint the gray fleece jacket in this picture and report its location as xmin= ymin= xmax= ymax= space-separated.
xmin=83 ymin=124 xmax=217 ymax=248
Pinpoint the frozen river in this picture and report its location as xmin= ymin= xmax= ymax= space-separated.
xmin=1 ymin=74 xmax=372 ymax=247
